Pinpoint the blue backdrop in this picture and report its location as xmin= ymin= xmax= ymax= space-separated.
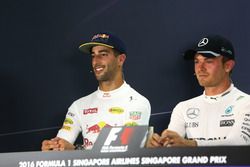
xmin=1 ymin=0 xmax=250 ymax=152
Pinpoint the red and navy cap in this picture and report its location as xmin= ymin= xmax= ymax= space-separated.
xmin=79 ymin=32 xmax=127 ymax=54
xmin=184 ymin=35 xmax=235 ymax=60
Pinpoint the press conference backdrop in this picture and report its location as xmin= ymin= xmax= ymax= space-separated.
xmin=0 ymin=0 xmax=250 ymax=152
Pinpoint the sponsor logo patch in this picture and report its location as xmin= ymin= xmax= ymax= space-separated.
xmin=220 ymin=119 xmax=235 ymax=127
xmin=241 ymin=126 xmax=250 ymax=134
xmin=67 ymin=112 xmax=75 ymax=117
xmin=185 ymin=122 xmax=199 ymax=128
xmin=186 ymin=108 xmax=200 ymax=119
xmin=109 ymin=107 xmax=124 ymax=114
xmin=62 ymin=125 xmax=71 ymax=131
xmin=103 ymin=92 xmax=111 ymax=98
xmin=221 ymin=105 xmax=234 ymax=117
xmin=124 ymin=121 xmax=138 ymax=126
xmin=83 ymin=138 xmax=93 ymax=148
xmin=87 ymin=121 xmax=111 ymax=134
xmin=129 ymin=111 xmax=142 ymax=120
xmin=193 ymin=136 xmax=226 ymax=141
xmin=225 ymin=105 xmax=233 ymax=114
xmin=83 ymin=108 xmax=98 ymax=115
xmin=92 ymin=33 xmax=109 ymax=40
xmin=198 ymin=38 xmax=209 ymax=47
xmin=63 ymin=118 xmax=73 ymax=125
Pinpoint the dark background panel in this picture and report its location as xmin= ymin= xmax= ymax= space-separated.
xmin=0 ymin=0 xmax=250 ymax=152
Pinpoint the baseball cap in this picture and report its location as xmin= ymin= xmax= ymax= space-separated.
xmin=184 ymin=35 xmax=235 ymax=60
xmin=79 ymin=32 xmax=127 ymax=54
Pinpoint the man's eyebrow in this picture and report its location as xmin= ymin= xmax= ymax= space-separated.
xmin=91 ymin=49 xmax=110 ymax=54
xmin=204 ymin=57 xmax=215 ymax=60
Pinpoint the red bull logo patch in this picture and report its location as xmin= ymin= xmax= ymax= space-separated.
xmin=109 ymin=107 xmax=124 ymax=114
xmin=129 ymin=111 xmax=142 ymax=120
xmin=86 ymin=121 xmax=111 ymax=134
xmin=83 ymin=108 xmax=98 ymax=115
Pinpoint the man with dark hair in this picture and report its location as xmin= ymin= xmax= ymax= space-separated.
xmin=147 ymin=35 xmax=250 ymax=147
xmin=42 ymin=32 xmax=151 ymax=151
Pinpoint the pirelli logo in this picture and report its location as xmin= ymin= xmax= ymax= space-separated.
xmin=220 ymin=119 xmax=235 ymax=127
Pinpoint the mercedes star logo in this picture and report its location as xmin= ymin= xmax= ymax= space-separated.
xmin=198 ymin=38 xmax=209 ymax=47
xmin=186 ymin=108 xmax=200 ymax=119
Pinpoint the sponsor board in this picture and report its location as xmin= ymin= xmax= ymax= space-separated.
xmin=92 ymin=126 xmax=148 ymax=153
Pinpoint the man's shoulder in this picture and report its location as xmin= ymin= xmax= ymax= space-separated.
xmin=233 ymin=87 xmax=250 ymax=100
xmin=234 ymin=86 xmax=250 ymax=94
xmin=72 ymin=90 xmax=98 ymax=104
xmin=126 ymin=84 xmax=150 ymax=103
xmin=175 ymin=95 xmax=203 ymax=108
xmin=182 ymin=95 xmax=202 ymax=103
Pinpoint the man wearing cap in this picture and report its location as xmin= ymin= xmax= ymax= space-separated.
xmin=147 ymin=35 xmax=250 ymax=147
xmin=41 ymin=32 xmax=151 ymax=151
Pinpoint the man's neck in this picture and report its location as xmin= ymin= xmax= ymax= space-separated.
xmin=99 ymin=79 xmax=124 ymax=92
xmin=204 ymin=80 xmax=231 ymax=96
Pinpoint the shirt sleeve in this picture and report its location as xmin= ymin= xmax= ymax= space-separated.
xmin=56 ymin=102 xmax=82 ymax=144
xmin=143 ymin=98 xmax=151 ymax=124
xmin=167 ymin=102 xmax=186 ymax=137
xmin=136 ymin=98 xmax=151 ymax=125
xmin=197 ymin=102 xmax=250 ymax=146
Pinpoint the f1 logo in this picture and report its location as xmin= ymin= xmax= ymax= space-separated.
xmin=104 ymin=127 xmax=122 ymax=145
xmin=103 ymin=127 xmax=134 ymax=146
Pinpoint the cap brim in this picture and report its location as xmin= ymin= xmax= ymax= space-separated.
xmin=184 ymin=49 xmax=220 ymax=60
xmin=79 ymin=42 xmax=114 ymax=54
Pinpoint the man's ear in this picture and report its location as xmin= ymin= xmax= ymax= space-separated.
xmin=224 ymin=60 xmax=235 ymax=73
xmin=118 ymin=54 xmax=126 ymax=66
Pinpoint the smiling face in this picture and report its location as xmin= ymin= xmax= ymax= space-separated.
xmin=194 ymin=53 xmax=234 ymax=89
xmin=91 ymin=45 xmax=124 ymax=82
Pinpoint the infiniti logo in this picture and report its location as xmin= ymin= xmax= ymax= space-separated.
xmin=186 ymin=108 xmax=200 ymax=119
xmin=198 ymin=38 xmax=209 ymax=47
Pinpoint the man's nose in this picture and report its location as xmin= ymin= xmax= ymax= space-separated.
xmin=197 ymin=62 xmax=206 ymax=70
xmin=92 ymin=55 xmax=99 ymax=64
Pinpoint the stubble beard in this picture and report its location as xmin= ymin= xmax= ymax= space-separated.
xmin=95 ymin=67 xmax=115 ymax=82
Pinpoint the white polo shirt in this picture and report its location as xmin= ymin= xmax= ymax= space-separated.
xmin=168 ymin=84 xmax=250 ymax=146
xmin=57 ymin=82 xmax=151 ymax=149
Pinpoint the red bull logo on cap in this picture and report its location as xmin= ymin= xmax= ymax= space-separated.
xmin=92 ymin=33 xmax=109 ymax=40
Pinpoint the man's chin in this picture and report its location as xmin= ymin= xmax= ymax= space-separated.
xmin=94 ymin=73 xmax=102 ymax=79
xmin=95 ymin=76 xmax=102 ymax=81
xmin=198 ymin=81 xmax=214 ymax=88
xmin=95 ymin=76 xmax=108 ymax=82
xmin=197 ymin=80 xmax=207 ymax=87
